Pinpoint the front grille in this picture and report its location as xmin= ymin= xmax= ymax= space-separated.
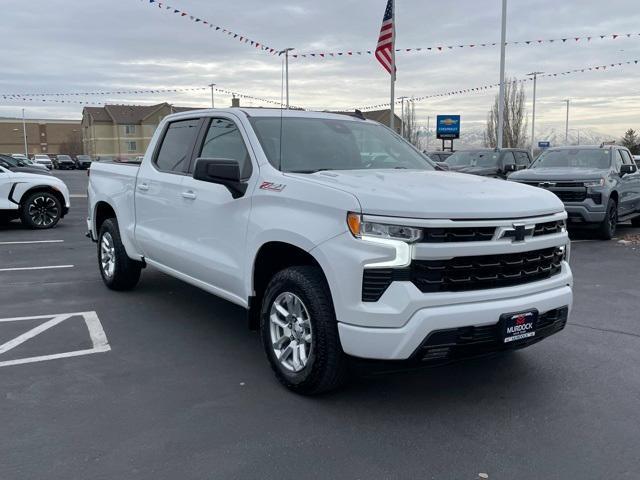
xmin=421 ymin=227 xmax=496 ymax=243
xmin=416 ymin=307 xmax=569 ymax=362
xmin=552 ymin=190 xmax=587 ymax=202
xmin=533 ymin=220 xmax=564 ymax=236
xmin=410 ymin=247 xmax=564 ymax=293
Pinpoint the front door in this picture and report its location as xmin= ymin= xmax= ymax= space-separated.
xmin=134 ymin=118 xmax=201 ymax=272
xmin=178 ymin=116 xmax=257 ymax=302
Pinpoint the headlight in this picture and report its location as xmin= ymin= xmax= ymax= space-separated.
xmin=347 ymin=213 xmax=422 ymax=243
xmin=583 ymin=178 xmax=605 ymax=187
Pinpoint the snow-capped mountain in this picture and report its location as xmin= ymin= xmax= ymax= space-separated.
xmin=420 ymin=125 xmax=617 ymax=150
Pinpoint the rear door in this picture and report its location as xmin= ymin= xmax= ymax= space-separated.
xmin=619 ymin=149 xmax=640 ymax=214
xmin=134 ymin=117 xmax=202 ymax=271
xmin=514 ymin=151 xmax=531 ymax=169
xmin=178 ymin=115 xmax=257 ymax=302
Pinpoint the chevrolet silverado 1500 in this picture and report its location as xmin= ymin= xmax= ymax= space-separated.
xmin=87 ymin=109 xmax=573 ymax=394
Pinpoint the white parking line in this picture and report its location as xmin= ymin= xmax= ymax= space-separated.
xmin=0 ymin=265 xmax=74 ymax=272
xmin=0 ymin=240 xmax=64 ymax=245
xmin=0 ymin=311 xmax=110 ymax=368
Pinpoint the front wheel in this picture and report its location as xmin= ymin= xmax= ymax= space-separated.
xmin=260 ymin=266 xmax=348 ymax=395
xmin=598 ymin=198 xmax=618 ymax=240
xmin=98 ymin=218 xmax=142 ymax=290
xmin=19 ymin=191 xmax=61 ymax=229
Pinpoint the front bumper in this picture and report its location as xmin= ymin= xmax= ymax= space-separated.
xmin=565 ymin=204 xmax=606 ymax=223
xmin=338 ymin=284 xmax=572 ymax=360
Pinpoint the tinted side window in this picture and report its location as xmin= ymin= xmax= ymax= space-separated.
xmin=613 ymin=150 xmax=624 ymax=171
xmin=503 ymin=151 xmax=517 ymax=165
xmin=515 ymin=152 xmax=530 ymax=166
xmin=154 ymin=119 xmax=200 ymax=173
xmin=620 ymin=150 xmax=633 ymax=165
xmin=199 ymin=118 xmax=252 ymax=178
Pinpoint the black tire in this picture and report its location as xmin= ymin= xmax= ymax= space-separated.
xmin=631 ymin=216 xmax=640 ymax=227
xmin=19 ymin=191 xmax=62 ymax=229
xmin=597 ymin=198 xmax=618 ymax=240
xmin=98 ymin=218 xmax=142 ymax=290
xmin=260 ymin=265 xmax=348 ymax=395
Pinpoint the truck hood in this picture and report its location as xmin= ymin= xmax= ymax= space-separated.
xmin=290 ymin=169 xmax=564 ymax=219
xmin=448 ymin=165 xmax=500 ymax=177
xmin=509 ymin=167 xmax=607 ymax=182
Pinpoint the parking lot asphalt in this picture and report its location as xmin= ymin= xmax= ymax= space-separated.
xmin=1 ymin=170 xmax=640 ymax=480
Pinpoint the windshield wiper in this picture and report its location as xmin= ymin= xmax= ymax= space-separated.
xmin=287 ymin=168 xmax=334 ymax=174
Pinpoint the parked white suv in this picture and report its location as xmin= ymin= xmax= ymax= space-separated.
xmin=0 ymin=165 xmax=70 ymax=228
xmin=87 ymin=109 xmax=573 ymax=394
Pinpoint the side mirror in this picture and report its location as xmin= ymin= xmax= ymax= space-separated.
xmin=504 ymin=163 xmax=517 ymax=173
xmin=193 ymin=158 xmax=247 ymax=198
xmin=620 ymin=164 xmax=637 ymax=176
xmin=435 ymin=161 xmax=450 ymax=171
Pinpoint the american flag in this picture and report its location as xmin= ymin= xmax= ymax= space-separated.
xmin=375 ymin=0 xmax=395 ymax=76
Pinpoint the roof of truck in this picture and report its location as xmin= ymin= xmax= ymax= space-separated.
xmin=165 ymin=108 xmax=375 ymax=123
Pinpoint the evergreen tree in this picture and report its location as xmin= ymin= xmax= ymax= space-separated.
xmin=621 ymin=129 xmax=639 ymax=155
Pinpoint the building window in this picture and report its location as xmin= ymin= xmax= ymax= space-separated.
xmin=125 ymin=125 xmax=136 ymax=135
xmin=126 ymin=141 xmax=137 ymax=152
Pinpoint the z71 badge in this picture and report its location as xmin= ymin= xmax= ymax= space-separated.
xmin=259 ymin=181 xmax=286 ymax=192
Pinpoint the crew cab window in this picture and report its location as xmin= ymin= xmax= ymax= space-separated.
xmin=515 ymin=151 xmax=530 ymax=166
xmin=502 ymin=151 xmax=517 ymax=166
xmin=154 ymin=119 xmax=200 ymax=173
xmin=613 ymin=150 xmax=624 ymax=171
xmin=620 ymin=150 xmax=634 ymax=165
xmin=199 ymin=118 xmax=251 ymax=178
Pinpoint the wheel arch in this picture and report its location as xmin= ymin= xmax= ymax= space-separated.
xmin=93 ymin=201 xmax=117 ymax=234
xmin=609 ymin=190 xmax=619 ymax=205
xmin=248 ymin=241 xmax=328 ymax=330
xmin=19 ymin=185 xmax=65 ymax=211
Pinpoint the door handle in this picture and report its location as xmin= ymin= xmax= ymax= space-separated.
xmin=137 ymin=183 xmax=150 ymax=191
xmin=181 ymin=191 xmax=197 ymax=200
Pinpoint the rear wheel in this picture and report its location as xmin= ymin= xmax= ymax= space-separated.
xmin=98 ymin=218 xmax=142 ymax=290
xmin=598 ymin=198 xmax=618 ymax=240
xmin=19 ymin=191 xmax=61 ymax=229
xmin=260 ymin=265 xmax=348 ymax=395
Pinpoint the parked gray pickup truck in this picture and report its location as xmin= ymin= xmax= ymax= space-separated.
xmin=509 ymin=145 xmax=640 ymax=239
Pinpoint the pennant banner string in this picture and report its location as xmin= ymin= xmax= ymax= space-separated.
xmin=343 ymin=59 xmax=640 ymax=111
xmin=292 ymin=33 xmax=640 ymax=60
xmin=142 ymin=0 xmax=281 ymax=55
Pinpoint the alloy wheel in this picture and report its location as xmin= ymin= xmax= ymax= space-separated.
xmin=100 ymin=232 xmax=116 ymax=278
xmin=269 ymin=292 xmax=313 ymax=373
xmin=27 ymin=195 xmax=59 ymax=227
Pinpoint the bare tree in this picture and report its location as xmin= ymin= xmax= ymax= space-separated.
xmin=402 ymin=100 xmax=420 ymax=148
xmin=485 ymin=78 xmax=528 ymax=148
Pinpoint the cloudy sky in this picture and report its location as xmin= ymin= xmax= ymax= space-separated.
xmin=1 ymin=0 xmax=639 ymax=136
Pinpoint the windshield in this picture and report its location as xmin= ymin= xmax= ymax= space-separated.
xmin=532 ymin=149 xmax=611 ymax=169
xmin=58 ymin=155 xmax=72 ymax=160
xmin=249 ymin=117 xmax=433 ymax=173
xmin=77 ymin=155 xmax=91 ymax=160
xmin=0 ymin=155 xmax=20 ymax=166
xmin=447 ymin=151 xmax=500 ymax=168
xmin=35 ymin=155 xmax=49 ymax=160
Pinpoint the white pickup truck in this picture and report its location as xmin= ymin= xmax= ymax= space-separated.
xmin=87 ymin=109 xmax=573 ymax=394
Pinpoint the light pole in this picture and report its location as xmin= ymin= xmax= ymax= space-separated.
xmin=281 ymin=48 xmax=294 ymax=109
xmin=208 ymin=83 xmax=216 ymax=108
xmin=21 ymin=108 xmax=28 ymax=156
xmin=398 ymin=96 xmax=408 ymax=138
xmin=426 ymin=115 xmax=431 ymax=151
xmin=563 ymin=99 xmax=570 ymax=145
xmin=497 ymin=0 xmax=508 ymax=149
xmin=526 ymin=72 xmax=543 ymax=156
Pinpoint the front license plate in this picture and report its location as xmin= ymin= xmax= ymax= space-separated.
xmin=501 ymin=310 xmax=538 ymax=344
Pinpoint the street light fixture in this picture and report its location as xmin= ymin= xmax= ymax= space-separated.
xmin=398 ymin=96 xmax=408 ymax=138
xmin=526 ymin=71 xmax=544 ymax=156
xmin=280 ymin=48 xmax=295 ymax=109
xmin=563 ymin=99 xmax=570 ymax=145
xmin=208 ymin=83 xmax=216 ymax=108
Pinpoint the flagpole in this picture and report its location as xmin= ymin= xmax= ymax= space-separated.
xmin=389 ymin=0 xmax=396 ymax=132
